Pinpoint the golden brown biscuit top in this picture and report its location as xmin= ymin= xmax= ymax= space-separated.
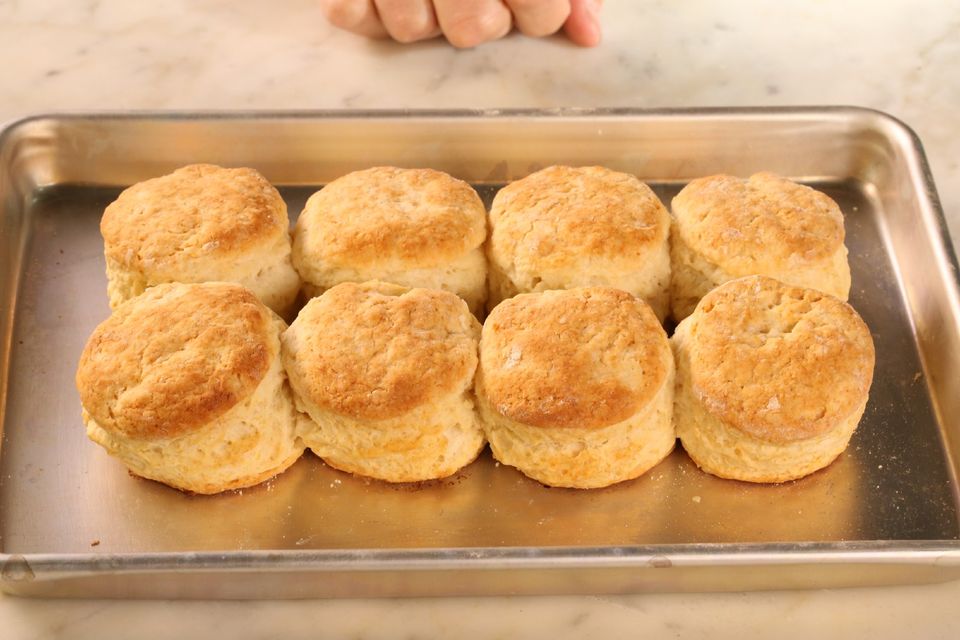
xmin=76 ymin=282 xmax=274 ymax=440
xmin=479 ymin=287 xmax=670 ymax=429
xmin=101 ymin=164 xmax=288 ymax=268
xmin=488 ymin=165 xmax=670 ymax=268
xmin=671 ymin=172 xmax=845 ymax=272
xmin=282 ymin=281 xmax=480 ymax=421
xmin=295 ymin=167 xmax=486 ymax=267
xmin=686 ymin=276 xmax=875 ymax=442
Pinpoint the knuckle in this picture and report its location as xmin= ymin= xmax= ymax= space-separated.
xmin=387 ymin=15 xmax=435 ymax=42
xmin=444 ymin=13 xmax=506 ymax=48
xmin=320 ymin=0 xmax=365 ymax=28
xmin=508 ymin=0 xmax=549 ymax=10
xmin=510 ymin=0 xmax=570 ymax=36
xmin=517 ymin=20 xmax=561 ymax=37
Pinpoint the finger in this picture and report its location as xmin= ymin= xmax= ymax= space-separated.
xmin=433 ymin=0 xmax=513 ymax=49
xmin=373 ymin=0 xmax=441 ymax=42
xmin=319 ymin=0 xmax=389 ymax=38
xmin=563 ymin=0 xmax=602 ymax=47
xmin=504 ymin=0 xmax=570 ymax=37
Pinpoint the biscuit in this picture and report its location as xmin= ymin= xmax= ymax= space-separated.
xmin=76 ymin=282 xmax=304 ymax=494
xmin=670 ymin=172 xmax=850 ymax=321
xmin=487 ymin=166 xmax=671 ymax=319
xmin=281 ymin=280 xmax=485 ymax=482
xmin=292 ymin=167 xmax=487 ymax=314
xmin=100 ymin=164 xmax=300 ymax=317
xmin=671 ymin=275 xmax=875 ymax=483
xmin=476 ymin=287 xmax=675 ymax=489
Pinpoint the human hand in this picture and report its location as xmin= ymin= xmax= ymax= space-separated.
xmin=320 ymin=0 xmax=603 ymax=48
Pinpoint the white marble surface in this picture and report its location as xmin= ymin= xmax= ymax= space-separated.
xmin=2 ymin=0 xmax=960 ymax=637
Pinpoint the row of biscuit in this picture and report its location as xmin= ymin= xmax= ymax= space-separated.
xmin=99 ymin=163 xmax=852 ymax=323
xmin=76 ymin=276 xmax=874 ymax=494
xmin=78 ymin=163 xmax=873 ymax=494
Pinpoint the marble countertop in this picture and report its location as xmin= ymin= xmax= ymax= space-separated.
xmin=2 ymin=0 xmax=959 ymax=637
xmin=3 ymin=0 xmax=957 ymax=237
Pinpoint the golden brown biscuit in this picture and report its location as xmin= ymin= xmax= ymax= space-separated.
xmin=670 ymin=172 xmax=850 ymax=321
xmin=76 ymin=282 xmax=304 ymax=494
xmin=487 ymin=166 xmax=671 ymax=319
xmin=672 ymin=275 xmax=875 ymax=483
xmin=281 ymin=280 xmax=485 ymax=482
xmin=476 ymin=287 xmax=675 ymax=489
xmin=292 ymin=167 xmax=487 ymax=314
xmin=101 ymin=164 xmax=300 ymax=317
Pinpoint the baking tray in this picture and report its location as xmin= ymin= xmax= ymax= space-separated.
xmin=1 ymin=108 xmax=959 ymax=599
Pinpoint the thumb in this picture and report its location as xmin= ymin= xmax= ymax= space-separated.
xmin=563 ymin=0 xmax=603 ymax=47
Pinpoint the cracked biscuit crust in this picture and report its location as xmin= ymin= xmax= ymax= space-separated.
xmin=681 ymin=275 xmax=874 ymax=443
xmin=671 ymin=172 xmax=846 ymax=274
xmin=478 ymin=287 xmax=670 ymax=429
xmin=75 ymin=282 xmax=274 ymax=440
xmin=293 ymin=166 xmax=486 ymax=271
xmin=101 ymin=164 xmax=289 ymax=272
xmin=281 ymin=281 xmax=481 ymax=421
xmin=489 ymin=166 xmax=668 ymax=265
xmin=486 ymin=165 xmax=671 ymax=316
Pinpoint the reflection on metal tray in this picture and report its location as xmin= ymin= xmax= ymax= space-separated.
xmin=1 ymin=108 xmax=959 ymax=598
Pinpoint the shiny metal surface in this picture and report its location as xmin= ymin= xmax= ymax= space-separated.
xmin=1 ymin=108 xmax=959 ymax=598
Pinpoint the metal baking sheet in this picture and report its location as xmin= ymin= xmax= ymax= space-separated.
xmin=1 ymin=108 xmax=959 ymax=598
